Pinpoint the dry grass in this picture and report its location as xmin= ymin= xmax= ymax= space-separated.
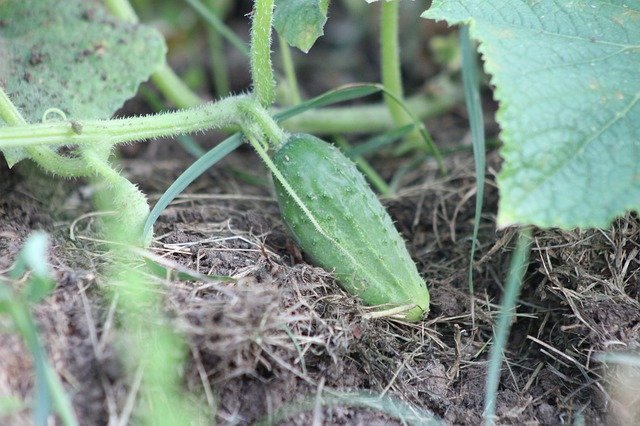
xmin=1 ymin=151 xmax=639 ymax=424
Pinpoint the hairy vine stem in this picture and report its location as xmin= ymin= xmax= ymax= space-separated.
xmin=380 ymin=1 xmax=413 ymax=129
xmin=238 ymin=100 xmax=287 ymax=150
xmin=0 ymin=95 xmax=246 ymax=150
xmin=250 ymin=0 xmax=276 ymax=106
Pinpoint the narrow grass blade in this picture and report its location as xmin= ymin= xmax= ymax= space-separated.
xmin=460 ymin=24 xmax=486 ymax=323
xmin=2 ymin=233 xmax=79 ymax=426
xmin=177 ymin=135 xmax=206 ymax=158
xmin=374 ymin=89 xmax=443 ymax=172
xmin=346 ymin=124 xmax=415 ymax=158
xmin=256 ymin=390 xmax=441 ymax=426
xmin=483 ymin=228 xmax=532 ymax=426
xmin=143 ymin=133 xmax=243 ymax=240
xmin=183 ymin=0 xmax=250 ymax=56
xmin=335 ymin=136 xmax=391 ymax=195
xmin=595 ymin=352 xmax=640 ymax=367
xmin=274 ymin=84 xmax=383 ymax=122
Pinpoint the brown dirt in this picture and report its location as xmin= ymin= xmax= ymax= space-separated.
xmin=2 ymin=2 xmax=640 ymax=425
xmin=2 ymin=141 xmax=639 ymax=424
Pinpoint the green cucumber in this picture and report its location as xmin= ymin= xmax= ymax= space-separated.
xmin=272 ymin=134 xmax=429 ymax=322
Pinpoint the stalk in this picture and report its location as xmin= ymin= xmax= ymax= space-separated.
xmin=106 ymin=0 xmax=202 ymax=109
xmin=0 ymin=96 xmax=245 ymax=150
xmin=250 ymin=0 xmax=276 ymax=106
xmin=380 ymin=1 xmax=411 ymax=128
xmin=238 ymin=100 xmax=287 ymax=149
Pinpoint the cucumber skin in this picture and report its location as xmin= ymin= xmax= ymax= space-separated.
xmin=272 ymin=134 xmax=429 ymax=322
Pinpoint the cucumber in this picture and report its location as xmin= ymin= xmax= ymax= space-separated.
xmin=272 ymin=134 xmax=429 ymax=322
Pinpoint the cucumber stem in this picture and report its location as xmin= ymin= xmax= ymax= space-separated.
xmin=0 ymin=87 xmax=99 ymax=175
xmin=239 ymin=100 xmax=287 ymax=150
xmin=380 ymin=1 xmax=411 ymax=128
xmin=106 ymin=0 xmax=203 ymax=109
xmin=0 ymin=96 xmax=245 ymax=150
xmin=250 ymin=0 xmax=277 ymax=106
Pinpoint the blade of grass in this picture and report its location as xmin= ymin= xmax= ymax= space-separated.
xmin=206 ymin=0 xmax=232 ymax=96
xmin=595 ymin=352 xmax=640 ymax=367
xmin=279 ymin=74 xmax=463 ymax=135
xmin=143 ymin=133 xmax=243 ymax=240
xmin=460 ymin=24 xmax=486 ymax=327
xmin=483 ymin=228 xmax=532 ymax=426
xmin=273 ymin=84 xmax=383 ymax=122
xmin=184 ymin=0 xmax=250 ymax=57
xmin=335 ymin=136 xmax=391 ymax=195
xmin=255 ymin=390 xmax=441 ymax=426
xmin=346 ymin=124 xmax=414 ymax=157
xmin=2 ymin=233 xmax=79 ymax=426
xmin=278 ymin=34 xmax=302 ymax=105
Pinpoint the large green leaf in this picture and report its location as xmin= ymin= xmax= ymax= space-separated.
xmin=273 ymin=0 xmax=329 ymax=53
xmin=0 ymin=0 xmax=166 ymax=166
xmin=424 ymin=1 xmax=640 ymax=228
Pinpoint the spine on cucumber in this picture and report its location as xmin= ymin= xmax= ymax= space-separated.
xmin=272 ymin=133 xmax=429 ymax=322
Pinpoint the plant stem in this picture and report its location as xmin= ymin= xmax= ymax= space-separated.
xmin=279 ymin=35 xmax=302 ymax=105
xmin=239 ymin=100 xmax=287 ymax=149
xmin=0 ymin=87 xmax=26 ymax=125
xmin=250 ymin=0 xmax=276 ymax=106
xmin=151 ymin=65 xmax=203 ymax=109
xmin=105 ymin=0 xmax=139 ymax=23
xmin=280 ymin=80 xmax=462 ymax=134
xmin=0 ymin=96 xmax=245 ymax=150
xmin=83 ymin=148 xmax=150 ymax=245
xmin=0 ymin=87 xmax=97 ymax=175
xmin=380 ymin=1 xmax=411 ymax=128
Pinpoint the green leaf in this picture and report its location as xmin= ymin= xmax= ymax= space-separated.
xmin=0 ymin=0 xmax=166 ymax=166
xmin=273 ymin=0 xmax=329 ymax=53
xmin=424 ymin=1 xmax=640 ymax=228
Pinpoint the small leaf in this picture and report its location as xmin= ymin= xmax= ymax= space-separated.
xmin=8 ymin=232 xmax=55 ymax=303
xmin=0 ymin=0 xmax=166 ymax=166
xmin=273 ymin=0 xmax=330 ymax=53
xmin=424 ymin=1 xmax=640 ymax=228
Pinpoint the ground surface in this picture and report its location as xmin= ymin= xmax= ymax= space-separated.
xmin=2 ymin=1 xmax=640 ymax=425
xmin=3 ymin=141 xmax=639 ymax=424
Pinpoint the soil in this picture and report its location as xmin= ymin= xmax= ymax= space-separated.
xmin=2 ymin=1 xmax=640 ymax=425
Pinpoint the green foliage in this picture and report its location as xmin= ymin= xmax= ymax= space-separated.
xmin=273 ymin=0 xmax=329 ymax=53
xmin=272 ymin=134 xmax=429 ymax=322
xmin=1 ymin=232 xmax=78 ymax=426
xmin=424 ymin=1 xmax=640 ymax=228
xmin=0 ymin=0 xmax=166 ymax=166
